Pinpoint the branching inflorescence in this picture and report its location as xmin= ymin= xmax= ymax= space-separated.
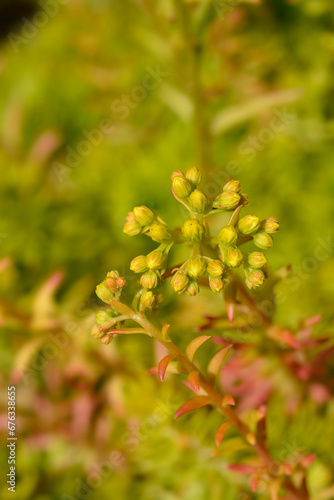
xmin=91 ymin=169 xmax=314 ymax=499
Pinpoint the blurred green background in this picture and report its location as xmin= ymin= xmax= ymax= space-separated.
xmin=1 ymin=0 xmax=334 ymax=499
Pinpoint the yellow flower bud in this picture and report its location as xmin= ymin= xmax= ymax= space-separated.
xmin=91 ymin=324 xmax=104 ymax=339
xmin=186 ymin=280 xmax=199 ymax=296
xmin=226 ymin=248 xmax=243 ymax=268
xmin=171 ymin=271 xmax=189 ymax=294
xmin=223 ymin=180 xmax=241 ymax=193
xmin=186 ymin=167 xmax=202 ymax=187
xmin=261 ymin=217 xmax=279 ymax=234
xmin=172 ymin=175 xmax=192 ymax=198
xmin=187 ymin=256 xmax=206 ymax=279
xmin=146 ymin=250 xmax=165 ymax=270
xmin=247 ymin=269 xmax=265 ymax=288
xmin=100 ymin=334 xmax=113 ymax=345
xmin=218 ymin=225 xmax=239 ymax=245
xmin=133 ymin=206 xmax=155 ymax=226
xmin=207 ymin=260 xmax=225 ymax=277
xmin=253 ymin=231 xmax=273 ymax=249
xmin=213 ymin=191 xmax=241 ymax=210
xmin=238 ymin=215 xmax=260 ymax=234
xmin=139 ymin=290 xmax=155 ymax=313
xmin=140 ymin=270 xmax=159 ymax=289
xmin=182 ymin=219 xmax=205 ymax=242
xmin=189 ymin=189 xmax=208 ymax=213
xmin=96 ymin=283 xmax=114 ymax=303
xmin=209 ymin=276 xmax=224 ymax=292
xmin=148 ymin=223 xmax=172 ymax=243
xmin=123 ymin=220 xmax=142 ymax=236
xmin=96 ymin=310 xmax=113 ymax=325
xmin=248 ymin=252 xmax=267 ymax=269
xmin=130 ymin=255 xmax=148 ymax=273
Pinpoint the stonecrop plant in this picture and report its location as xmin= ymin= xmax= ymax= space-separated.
xmin=91 ymin=168 xmax=319 ymax=500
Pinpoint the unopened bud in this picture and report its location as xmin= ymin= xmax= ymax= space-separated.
xmin=226 ymin=248 xmax=243 ymax=268
xmin=91 ymin=324 xmax=104 ymax=339
xmin=186 ymin=166 xmax=202 ymax=187
xmin=96 ymin=283 xmax=114 ymax=303
xmin=139 ymin=290 xmax=155 ymax=312
xmin=140 ymin=270 xmax=159 ymax=289
xmin=223 ymin=180 xmax=241 ymax=193
xmin=116 ymin=277 xmax=126 ymax=288
xmin=130 ymin=255 xmax=148 ymax=273
xmin=248 ymin=252 xmax=267 ymax=269
xmin=261 ymin=217 xmax=279 ymax=234
xmin=253 ymin=231 xmax=273 ymax=249
xmin=182 ymin=219 xmax=205 ymax=242
xmin=218 ymin=225 xmax=238 ymax=245
xmin=146 ymin=250 xmax=165 ymax=270
xmin=171 ymin=271 xmax=189 ymax=294
xmin=238 ymin=215 xmax=260 ymax=234
xmin=100 ymin=333 xmax=113 ymax=345
xmin=123 ymin=219 xmax=142 ymax=236
xmin=186 ymin=280 xmax=199 ymax=296
xmin=172 ymin=175 xmax=192 ymax=198
xmin=133 ymin=206 xmax=155 ymax=226
xmin=96 ymin=310 xmax=113 ymax=325
xmin=187 ymin=256 xmax=206 ymax=279
xmin=148 ymin=223 xmax=172 ymax=243
xmin=207 ymin=260 xmax=225 ymax=277
xmin=209 ymin=276 xmax=224 ymax=292
xmin=189 ymin=189 xmax=208 ymax=213
xmin=213 ymin=191 xmax=241 ymax=210
xmin=247 ymin=269 xmax=265 ymax=288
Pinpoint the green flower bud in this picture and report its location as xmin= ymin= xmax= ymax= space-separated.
xmin=213 ymin=191 xmax=241 ymax=210
xmin=96 ymin=310 xmax=113 ymax=325
xmin=261 ymin=217 xmax=279 ymax=234
xmin=247 ymin=269 xmax=265 ymax=288
xmin=91 ymin=324 xmax=105 ymax=339
xmin=171 ymin=271 xmax=189 ymax=294
xmin=140 ymin=270 xmax=159 ymax=289
xmin=133 ymin=206 xmax=155 ymax=226
xmin=189 ymin=189 xmax=208 ymax=213
xmin=130 ymin=255 xmax=148 ymax=273
xmin=123 ymin=219 xmax=142 ymax=236
xmin=207 ymin=260 xmax=225 ymax=277
xmin=172 ymin=175 xmax=192 ymax=198
xmin=96 ymin=283 xmax=114 ymax=303
xmin=226 ymin=248 xmax=243 ymax=268
xmin=187 ymin=256 xmax=207 ymax=279
xmin=186 ymin=280 xmax=199 ymax=296
xmin=146 ymin=250 xmax=165 ymax=270
xmin=100 ymin=333 xmax=113 ymax=345
xmin=209 ymin=276 xmax=224 ymax=293
xmin=218 ymin=225 xmax=239 ymax=245
xmin=186 ymin=167 xmax=202 ymax=187
xmin=253 ymin=231 xmax=273 ymax=249
xmin=139 ymin=290 xmax=155 ymax=313
xmin=248 ymin=252 xmax=267 ymax=269
xmin=148 ymin=223 xmax=172 ymax=243
xmin=182 ymin=219 xmax=205 ymax=242
xmin=223 ymin=180 xmax=241 ymax=193
xmin=238 ymin=215 xmax=260 ymax=235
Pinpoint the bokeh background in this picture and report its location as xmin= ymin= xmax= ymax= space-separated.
xmin=1 ymin=0 xmax=334 ymax=499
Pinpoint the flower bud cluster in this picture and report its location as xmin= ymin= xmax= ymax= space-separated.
xmin=96 ymin=270 xmax=126 ymax=303
xmin=119 ymin=169 xmax=279 ymax=312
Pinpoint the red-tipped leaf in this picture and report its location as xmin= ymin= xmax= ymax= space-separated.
xmin=188 ymin=371 xmax=200 ymax=392
xmin=158 ymin=354 xmax=175 ymax=381
xmin=222 ymin=394 xmax=235 ymax=406
xmin=186 ymin=335 xmax=211 ymax=362
xmin=175 ymin=396 xmax=211 ymax=419
xmin=208 ymin=344 xmax=232 ymax=376
xmin=215 ymin=421 xmax=233 ymax=446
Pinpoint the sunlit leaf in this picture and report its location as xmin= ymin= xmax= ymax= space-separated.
xmin=175 ymin=396 xmax=211 ymax=419
xmin=186 ymin=335 xmax=211 ymax=362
